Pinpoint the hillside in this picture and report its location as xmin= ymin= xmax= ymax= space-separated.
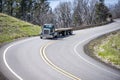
xmin=0 ymin=13 xmax=41 ymax=45
xmin=88 ymin=30 xmax=120 ymax=69
xmin=96 ymin=31 xmax=120 ymax=67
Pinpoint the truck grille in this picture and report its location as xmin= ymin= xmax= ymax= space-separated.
xmin=44 ymin=30 xmax=49 ymax=34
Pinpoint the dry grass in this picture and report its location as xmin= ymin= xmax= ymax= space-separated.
xmin=88 ymin=30 xmax=120 ymax=68
xmin=0 ymin=13 xmax=41 ymax=45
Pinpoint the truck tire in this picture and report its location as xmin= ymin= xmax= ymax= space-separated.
xmin=69 ymin=31 xmax=73 ymax=35
xmin=40 ymin=36 xmax=43 ymax=39
xmin=66 ymin=31 xmax=69 ymax=35
xmin=61 ymin=31 xmax=65 ymax=36
xmin=54 ymin=36 xmax=57 ymax=38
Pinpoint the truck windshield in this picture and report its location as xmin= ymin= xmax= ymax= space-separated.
xmin=44 ymin=25 xmax=53 ymax=29
xmin=43 ymin=24 xmax=54 ymax=32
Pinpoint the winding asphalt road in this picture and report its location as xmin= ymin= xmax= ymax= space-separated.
xmin=0 ymin=19 xmax=120 ymax=80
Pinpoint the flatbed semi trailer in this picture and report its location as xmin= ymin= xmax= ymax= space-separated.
xmin=40 ymin=24 xmax=73 ymax=39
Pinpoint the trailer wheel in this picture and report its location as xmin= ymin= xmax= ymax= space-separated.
xmin=69 ymin=31 xmax=73 ymax=35
xmin=66 ymin=31 xmax=69 ymax=35
xmin=61 ymin=31 xmax=65 ymax=36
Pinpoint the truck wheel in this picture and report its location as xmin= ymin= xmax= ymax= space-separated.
xmin=40 ymin=36 xmax=43 ymax=39
xmin=54 ymin=36 xmax=57 ymax=38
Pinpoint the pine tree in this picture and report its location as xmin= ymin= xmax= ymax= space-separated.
xmin=0 ymin=0 xmax=2 ymax=12
xmin=33 ymin=0 xmax=49 ymax=25
xmin=19 ymin=0 xmax=27 ymax=20
xmin=0 ymin=0 xmax=50 ymax=25
xmin=5 ymin=0 xmax=14 ymax=15
xmin=95 ymin=0 xmax=109 ymax=23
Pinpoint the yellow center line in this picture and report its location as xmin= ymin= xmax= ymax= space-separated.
xmin=40 ymin=41 xmax=81 ymax=80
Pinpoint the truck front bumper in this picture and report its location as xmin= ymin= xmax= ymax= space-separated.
xmin=40 ymin=34 xmax=54 ymax=39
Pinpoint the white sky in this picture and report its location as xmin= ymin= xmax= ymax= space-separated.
xmin=48 ymin=0 xmax=119 ymax=9
xmin=49 ymin=0 xmax=74 ymax=9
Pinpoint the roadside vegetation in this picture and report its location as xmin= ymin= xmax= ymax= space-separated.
xmin=88 ymin=31 xmax=120 ymax=68
xmin=0 ymin=13 xmax=41 ymax=45
xmin=0 ymin=0 xmax=112 ymax=28
xmin=96 ymin=31 xmax=120 ymax=67
xmin=0 ymin=0 xmax=120 ymax=79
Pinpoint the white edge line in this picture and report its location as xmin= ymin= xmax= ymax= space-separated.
xmin=74 ymin=28 xmax=120 ymax=77
xmin=2 ymin=27 xmax=120 ymax=80
xmin=3 ymin=37 xmax=37 ymax=80
xmin=3 ymin=44 xmax=23 ymax=80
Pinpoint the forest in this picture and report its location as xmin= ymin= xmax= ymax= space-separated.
xmin=0 ymin=0 xmax=120 ymax=28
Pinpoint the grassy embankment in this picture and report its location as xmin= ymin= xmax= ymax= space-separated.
xmin=89 ymin=31 xmax=120 ymax=68
xmin=0 ymin=13 xmax=41 ymax=79
xmin=0 ymin=13 xmax=41 ymax=45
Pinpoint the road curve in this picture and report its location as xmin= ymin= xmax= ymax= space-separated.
xmin=0 ymin=19 xmax=120 ymax=80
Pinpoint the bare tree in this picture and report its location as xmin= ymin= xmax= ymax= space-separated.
xmin=43 ymin=8 xmax=56 ymax=24
xmin=86 ymin=0 xmax=98 ymax=24
xmin=33 ymin=1 xmax=50 ymax=25
xmin=54 ymin=2 xmax=72 ymax=28
xmin=72 ymin=0 xmax=83 ymax=27
xmin=110 ymin=0 xmax=120 ymax=18
xmin=73 ymin=0 xmax=98 ymax=26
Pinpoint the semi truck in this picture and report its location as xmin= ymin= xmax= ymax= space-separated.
xmin=40 ymin=24 xmax=73 ymax=39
